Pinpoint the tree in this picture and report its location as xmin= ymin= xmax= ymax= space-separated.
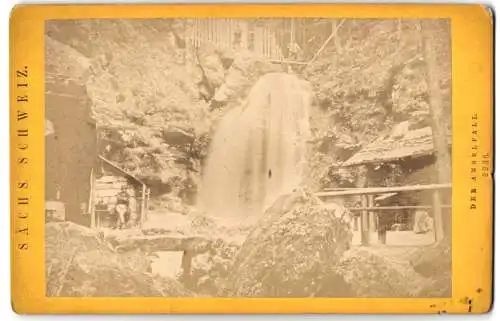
xmin=421 ymin=20 xmax=452 ymax=240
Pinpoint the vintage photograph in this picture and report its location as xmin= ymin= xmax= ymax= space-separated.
xmin=45 ymin=18 xmax=452 ymax=298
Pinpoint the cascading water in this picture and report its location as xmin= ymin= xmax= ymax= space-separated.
xmin=198 ymin=73 xmax=313 ymax=223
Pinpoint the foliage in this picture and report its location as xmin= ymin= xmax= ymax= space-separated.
xmin=46 ymin=20 xmax=211 ymax=192
xmin=296 ymin=19 xmax=451 ymax=188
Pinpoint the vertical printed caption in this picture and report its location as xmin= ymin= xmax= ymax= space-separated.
xmin=14 ymin=65 xmax=30 ymax=252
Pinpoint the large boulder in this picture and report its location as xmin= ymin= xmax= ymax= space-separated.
xmin=330 ymin=247 xmax=430 ymax=297
xmin=409 ymin=237 xmax=451 ymax=297
xmin=409 ymin=237 xmax=451 ymax=277
xmin=226 ymin=189 xmax=354 ymax=297
xmin=45 ymin=222 xmax=193 ymax=297
xmin=185 ymin=238 xmax=241 ymax=296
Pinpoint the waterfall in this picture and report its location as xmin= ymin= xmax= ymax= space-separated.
xmin=198 ymin=73 xmax=313 ymax=222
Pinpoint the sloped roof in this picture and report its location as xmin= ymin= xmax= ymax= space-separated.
xmin=98 ymin=155 xmax=147 ymax=186
xmin=342 ymin=124 xmax=451 ymax=167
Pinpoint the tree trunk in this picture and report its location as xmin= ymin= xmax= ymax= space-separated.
xmin=421 ymin=20 xmax=452 ymax=239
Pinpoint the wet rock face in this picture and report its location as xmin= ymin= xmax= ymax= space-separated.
xmin=226 ymin=189 xmax=354 ymax=297
xmin=212 ymin=51 xmax=284 ymax=107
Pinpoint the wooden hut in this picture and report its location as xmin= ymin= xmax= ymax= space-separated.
xmin=44 ymin=75 xmax=150 ymax=229
xmin=90 ymin=156 xmax=150 ymax=229
xmin=190 ymin=19 xmax=286 ymax=61
xmin=339 ymin=122 xmax=452 ymax=244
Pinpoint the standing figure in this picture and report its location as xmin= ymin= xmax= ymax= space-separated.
xmin=113 ymin=200 xmax=130 ymax=230
xmin=113 ymin=187 xmax=131 ymax=229
xmin=377 ymin=211 xmax=395 ymax=245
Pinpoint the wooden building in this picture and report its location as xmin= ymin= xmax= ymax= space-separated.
xmin=45 ymin=74 xmax=150 ymax=228
xmin=189 ymin=19 xmax=286 ymax=61
xmin=91 ymin=156 xmax=150 ymax=229
xmin=338 ymin=122 xmax=452 ymax=244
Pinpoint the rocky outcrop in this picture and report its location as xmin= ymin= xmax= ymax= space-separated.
xmin=330 ymin=247 xmax=429 ymax=297
xmin=212 ymin=51 xmax=284 ymax=109
xmin=409 ymin=237 xmax=451 ymax=277
xmin=409 ymin=237 xmax=451 ymax=297
xmin=226 ymin=189 xmax=354 ymax=297
xmin=45 ymin=222 xmax=193 ymax=297
xmin=185 ymin=238 xmax=241 ymax=296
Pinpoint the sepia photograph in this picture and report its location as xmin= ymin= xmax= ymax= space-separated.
xmin=44 ymin=18 xmax=452 ymax=298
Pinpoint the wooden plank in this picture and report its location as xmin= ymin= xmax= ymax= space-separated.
xmin=215 ymin=19 xmax=219 ymax=48
xmin=322 ymin=187 xmax=352 ymax=191
xmin=433 ymin=189 xmax=445 ymax=241
xmin=95 ymin=190 xmax=122 ymax=198
xmin=210 ymin=18 xmax=214 ymax=43
xmin=194 ymin=19 xmax=198 ymax=47
xmin=207 ymin=19 xmax=211 ymax=43
xmin=140 ymin=184 xmax=147 ymax=227
xmin=307 ymin=19 xmax=346 ymax=66
xmin=225 ymin=19 xmax=229 ymax=49
xmin=109 ymin=234 xmax=211 ymax=254
xmin=315 ymin=183 xmax=452 ymax=197
xmin=268 ymin=58 xmax=308 ymax=65
xmin=361 ymin=195 xmax=369 ymax=245
xmin=240 ymin=20 xmax=248 ymax=49
xmin=95 ymin=183 xmax=125 ymax=190
xmin=348 ymin=205 xmax=451 ymax=211
xmin=198 ymin=19 xmax=201 ymax=47
xmin=181 ymin=251 xmax=194 ymax=284
xmin=89 ymin=168 xmax=96 ymax=228
xmin=144 ymin=188 xmax=150 ymax=222
xmin=198 ymin=18 xmax=202 ymax=44
xmin=356 ymin=165 xmax=369 ymax=246
xmin=368 ymin=194 xmax=376 ymax=232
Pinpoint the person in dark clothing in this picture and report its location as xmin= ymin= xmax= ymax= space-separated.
xmin=377 ymin=211 xmax=396 ymax=244
xmin=113 ymin=199 xmax=130 ymax=230
xmin=113 ymin=188 xmax=131 ymax=229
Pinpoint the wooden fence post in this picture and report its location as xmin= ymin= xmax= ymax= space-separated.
xmin=145 ymin=187 xmax=150 ymax=222
xmin=181 ymin=250 xmax=194 ymax=285
xmin=361 ymin=195 xmax=370 ymax=245
xmin=140 ymin=183 xmax=147 ymax=227
xmin=89 ymin=168 xmax=97 ymax=229
xmin=356 ymin=165 xmax=370 ymax=245
xmin=368 ymin=194 xmax=376 ymax=233
xmin=433 ymin=189 xmax=444 ymax=241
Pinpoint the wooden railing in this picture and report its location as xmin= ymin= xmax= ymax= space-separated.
xmin=315 ymin=183 xmax=451 ymax=198
xmin=316 ymin=183 xmax=452 ymax=245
